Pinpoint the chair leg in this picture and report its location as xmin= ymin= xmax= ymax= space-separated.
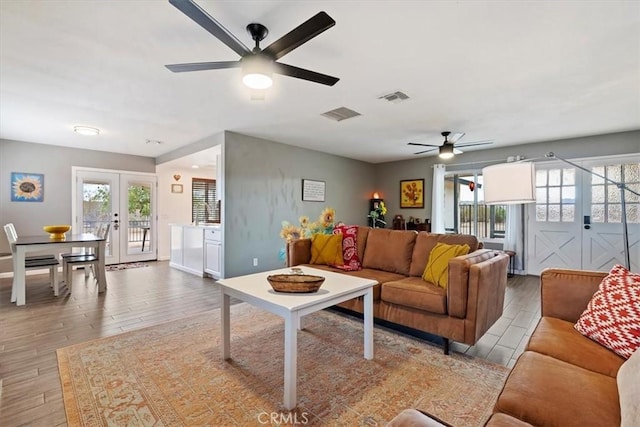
xmin=443 ymin=338 xmax=450 ymax=355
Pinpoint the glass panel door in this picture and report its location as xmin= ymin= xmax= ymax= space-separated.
xmin=120 ymin=174 xmax=156 ymax=263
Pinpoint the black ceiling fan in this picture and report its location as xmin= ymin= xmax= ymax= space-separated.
xmin=408 ymin=131 xmax=494 ymax=159
xmin=165 ymin=0 xmax=339 ymax=88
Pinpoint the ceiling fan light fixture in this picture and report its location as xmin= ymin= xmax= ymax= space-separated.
xmin=241 ymin=55 xmax=273 ymax=89
xmin=439 ymin=145 xmax=454 ymax=159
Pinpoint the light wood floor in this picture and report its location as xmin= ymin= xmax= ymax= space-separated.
xmin=0 ymin=262 xmax=540 ymax=426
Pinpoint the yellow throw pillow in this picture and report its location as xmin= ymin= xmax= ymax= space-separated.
xmin=422 ymin=243 xmax=470 ymax=289
xmin=310 ymin=234 xmax=344 ymax=266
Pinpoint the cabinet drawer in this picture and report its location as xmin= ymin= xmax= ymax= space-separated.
xmin=205 ymin=228 xmax=222 ymax=242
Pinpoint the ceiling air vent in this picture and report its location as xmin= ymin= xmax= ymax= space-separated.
xmin=321 ymin=107 xmax=362 ymax=122
xmin=378 ymin=90 xmax=410 ymax=103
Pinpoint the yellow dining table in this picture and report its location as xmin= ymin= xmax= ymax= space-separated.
xmin=11 ymin=233 xmax=107 ymax=306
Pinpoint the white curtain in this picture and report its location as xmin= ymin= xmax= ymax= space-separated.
xmin=431 ymin=164 xmax=446 ymax=233
xmin=504 ymin=204 xmax=524 ymax=271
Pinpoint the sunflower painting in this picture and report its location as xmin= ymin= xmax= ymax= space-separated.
xmin=400 ymin=179 xmax=424 ymax=208
xmin=11 ymin=172 xmax=44 ymax=202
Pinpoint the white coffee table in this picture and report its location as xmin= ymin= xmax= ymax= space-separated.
xmin=218 ymin=266 xmax=376 ymax=410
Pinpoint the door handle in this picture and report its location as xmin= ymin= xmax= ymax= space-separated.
xmin=584 ymin=215 xmax=591 ymax=230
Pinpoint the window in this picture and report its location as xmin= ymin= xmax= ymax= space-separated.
xmin=591 ymin=163 xmax=640 ymax=224
xmin=445 ymin=173 xmax=506 ymax=239
xmin=535 ymin=168 xmax=576 ymax=222
xmin=192 ymin=178 xmax=220 ymax=223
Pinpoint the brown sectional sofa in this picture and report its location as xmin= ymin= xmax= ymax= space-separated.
xmin=287 ymin=227 xmax=509 ymax=353
xmin=485 ymin=268 xmax=629 ymax=426
xmin=388 ymin=267 xmax=638 ymax=427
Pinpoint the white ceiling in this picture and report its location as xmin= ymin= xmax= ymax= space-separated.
xmin=1 ymin=1 xmax=638 ymax=164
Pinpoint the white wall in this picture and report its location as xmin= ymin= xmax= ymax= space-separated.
xmin=156 ymin=165 xmax=216 ymax=260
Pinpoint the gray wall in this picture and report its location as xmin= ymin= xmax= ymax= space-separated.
xmin=0 ymin=138 xmax=155 ymax=271
xmin=375 ymin=130 xmax=640 ymax=222
xmin=223 ymin=131 xmax=375 ymax=277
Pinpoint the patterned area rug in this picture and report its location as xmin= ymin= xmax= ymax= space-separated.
xmin=57 ymin=304 xmax=509 ymax=426
xmin=105 ymin=262 xmax=148 ymax=271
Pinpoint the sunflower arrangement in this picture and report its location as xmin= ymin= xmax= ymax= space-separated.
xmin=280 ymin=207 xmax=337 ymax=242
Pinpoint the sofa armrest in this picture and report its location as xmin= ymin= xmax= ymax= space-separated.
xmin=286 ymin=238 xmax=311 ymax=267
xmin=448 ymin=249 xmax=507 ymax=319
xmin=540 ymin=268 xmax=607 ymax=323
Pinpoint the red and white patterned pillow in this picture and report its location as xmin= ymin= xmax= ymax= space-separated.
xmin=332 ymin=224 xmax=362 ymax=271
xmin=574 ymin=264 xmax=640 ymax=359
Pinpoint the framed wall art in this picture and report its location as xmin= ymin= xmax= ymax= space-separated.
xmin=171 ymin=184 xmax=183 ymax=193
xmin=11 ymin=172 xmax=44 ymax=202
xmin=400 ymin=179 xmax=424 ymax=208
xmin=302 ymin=179 xmax=325 ymax=202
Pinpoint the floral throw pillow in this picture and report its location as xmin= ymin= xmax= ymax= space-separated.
xmin=574 ymin=264 xmax=640 ymax=359
xmin=333 ymin=225 xmax=362 ymax=271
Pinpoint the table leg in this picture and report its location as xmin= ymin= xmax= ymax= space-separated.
xmin=96 ymin=241 xmax=107 ymax=293
xmin=364 ymin=288 xmax=374 ymax=360
xmin=14 ymin=246 xmax=27 ymax=306
xmin=221 ymin=292 xmax=231 ymax=360
xmin=283 ymin=312 xmax=298 ymax=410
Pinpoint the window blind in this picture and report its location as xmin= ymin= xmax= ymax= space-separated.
xmin=192 ymin=178 xmax=220 ymax=223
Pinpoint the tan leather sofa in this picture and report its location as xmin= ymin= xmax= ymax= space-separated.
xmin=485 ymin=268 xmax=631 ymax=426
xmin=388 ymin=267 xmax=639 ymax=427
xmin=287 ymin=227 xmax=509 ymax=353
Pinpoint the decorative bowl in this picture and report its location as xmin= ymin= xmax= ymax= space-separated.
xmin=267 ymin=274 xmax=325 ymax=293
xmin=43 ymin=225 xmax=71 ymax=239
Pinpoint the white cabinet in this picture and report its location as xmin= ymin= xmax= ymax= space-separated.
xmin=204 ymin=228 xmax=222 ymax=279
xmin=170 ymin=225 xmax=222 ymax=278
xmin=170 ymin=225 xmax=204 ymax=277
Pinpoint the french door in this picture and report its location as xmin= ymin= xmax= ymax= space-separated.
xmin=527 ymin=155 xmax=639 ymax=275
xmin=72 ymin=168 xmax=157 ymax=265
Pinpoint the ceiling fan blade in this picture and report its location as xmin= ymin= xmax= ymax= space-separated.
xmin=169 ymin=0 xmax=250 ymax=57
xmin=453 ymin=148 xmax=464 ymax=155
xmin=454 ymin=140 xmax=494 ymax=148
xmin=165 ymin=61 xmax=241 ymax=72
xmin=408 ymin=142 xmax=440 ymax=147
xmin=274 ymin=62 xmax=339 ymax=86
xmin=449 ymin=132 xmax=466 ymax=143
xmin=262 ymin=11 xmax=335 ymax=60
xmin=414 ymin=148 xmax=437 ymax=155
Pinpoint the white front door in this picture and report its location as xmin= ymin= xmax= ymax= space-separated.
xmin=527 ymin=155 xmax=640 ymax=275
xmin=73 ymin=168 xmax=157 ymax=264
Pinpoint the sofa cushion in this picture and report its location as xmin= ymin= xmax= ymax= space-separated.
xmin=494 ymin=351 xmax=620 ymax=427
xmin=422 ymin=243 xmax=470 ymax=289
xmin=409 ymin=232 xmax=479 ymax=277
xmin=337 ymin=268 xmax=406 ymax=301
xmin=526 ymin=317 xmax=625 ymax=377
xmin=356 ymin=226 xmax=370 ymax=264
xmin=362 ymin=229 xmax=417 ymax=275
xmin=310 ymin=233 xmax=344 ymax=266
xmin=484 ymin=413 xmax=534 ymax=427
xmin=382 ymin=277 xmax=447 ymax=314
xmin=333 ymin=224 xmax=361 ymax=270
xmin=574 ymin=264 xmax=640 ymax=359
xmin=618 ymin=348 xmax=640 ymax=427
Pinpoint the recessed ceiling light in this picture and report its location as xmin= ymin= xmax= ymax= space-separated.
xmin=191 ymin=165 xmax=199 ymax=169
xmin=73 ymin=126 xmax=100 ymax=136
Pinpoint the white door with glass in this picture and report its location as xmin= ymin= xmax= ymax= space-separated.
xmin=527 ymin=155 xmax=639 ymax=275
xmin=73 ymin=169 xmax=157 ymax=264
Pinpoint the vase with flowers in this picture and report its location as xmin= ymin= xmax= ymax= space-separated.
xmin=368 ymin=201 xmax=387 ymax=228
xmin=278 ymin=207 xmax=336 ymax=262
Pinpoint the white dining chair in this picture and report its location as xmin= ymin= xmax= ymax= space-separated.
xmin=62 ymin=223 xmax=110 ymax=293
xmin=3 ymin=224 xmax=60 ymax=301
xmin=3 ymin=223 xmax=58 ymax=262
